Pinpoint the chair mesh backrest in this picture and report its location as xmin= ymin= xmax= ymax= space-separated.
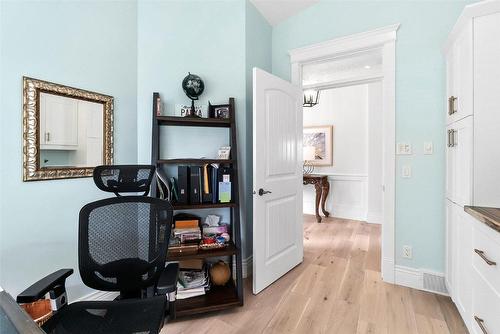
xmin=79 ymin=196 xmax=173 ymax=292
xmin=93 ymin=165 xmax=155 ymax=196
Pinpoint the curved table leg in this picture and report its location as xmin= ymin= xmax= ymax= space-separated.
xmin=321 ymin=178 xmax=330 ymax=217
xmin=314 ymin=181 xmax=323 ymax=223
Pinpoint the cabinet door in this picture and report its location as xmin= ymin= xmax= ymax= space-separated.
xmin=454 ymin=116 xmax=473 ymax=207
xmin=40 ymin=93 xmax=78 ymax=148
xmin=474 ymin=12 xmax=500 ymax=207
xmin=445 ymin=199 xmax=455 ymax=296
xmin=455 ymin=205 xmax=473 ymax=325
xmin=446 ymin=124 xmax=456 ymax=202
xmin=454 ymin=21 xmax=473 ymax=122
xmin=445 ymin=50 xmax=455 ymax=125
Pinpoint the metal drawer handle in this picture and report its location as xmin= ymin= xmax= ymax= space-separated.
xmin=474 ymin=316 xmax=489 ymax=334
xmin=474 ymin=249 xmax=497 ymax=266
xmin=448 ymin=96 xmax=457 ymax=115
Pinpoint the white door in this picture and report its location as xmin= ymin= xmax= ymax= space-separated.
xmin=252 ymin=68 xmax=303 ymax=294
xmin=474 ymin=12 xmax=500 ymax=207
xmin=446 ymin=123 xmax=456 ymax=202
xmin=453 ymin=116 xmax=473 ymax=207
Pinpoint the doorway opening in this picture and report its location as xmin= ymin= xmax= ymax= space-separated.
xmin=290 ymin=24 xmax=399 ymax=283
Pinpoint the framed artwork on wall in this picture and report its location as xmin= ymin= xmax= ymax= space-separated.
xmin=303 ymin=125 xmax=333 ymax=166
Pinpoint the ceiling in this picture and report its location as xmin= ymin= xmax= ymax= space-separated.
xmin=250 ymin=0 xmax=320 ymax=26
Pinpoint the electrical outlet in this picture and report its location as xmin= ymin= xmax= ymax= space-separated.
xmin=403 ymin=245 xmax=413 ymax=259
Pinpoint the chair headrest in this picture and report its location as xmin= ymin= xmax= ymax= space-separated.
xmin=93 ymin=165 xmax=155 ymax=196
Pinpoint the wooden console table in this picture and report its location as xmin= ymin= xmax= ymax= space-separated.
xmin=303 ymin=174 xmax=330 ymax=223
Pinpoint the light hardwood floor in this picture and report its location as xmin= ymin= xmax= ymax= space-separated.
xmin=163 ymin=215 xmax=468 ymax=334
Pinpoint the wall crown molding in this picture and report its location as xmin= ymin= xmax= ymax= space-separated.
xmin=288 ymin=23 xmax=400 ymax=64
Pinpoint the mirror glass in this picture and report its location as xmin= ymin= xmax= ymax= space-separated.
xmin=23 ymin=77 xmax=113 ymax=181
xmin=39 ymin=92 xmax=104 ymax=168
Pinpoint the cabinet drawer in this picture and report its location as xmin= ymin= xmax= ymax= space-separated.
xmin=472 ymin=222 xmax=500 ymax=295
xmin=471 ymin=269 xmax=500 ymax=334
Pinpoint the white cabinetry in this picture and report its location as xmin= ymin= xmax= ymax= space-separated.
xmin=473 ymin=11 xmax=500 ymax=208
xmin=445 ymin=2 xmax=500 ymax=333
xmin=40 ymin=92 xmax=78 ymax=150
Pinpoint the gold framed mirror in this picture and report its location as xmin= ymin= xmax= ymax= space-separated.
xmin=23 ymin=77 xmax=114 ymax=181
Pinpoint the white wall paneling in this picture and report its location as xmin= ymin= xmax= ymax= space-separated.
xmin=303 ymin=173 xmax=367 ymax=221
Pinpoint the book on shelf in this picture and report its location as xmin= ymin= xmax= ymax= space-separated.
xmin=177 ymin=267 xmax=210 ymax=300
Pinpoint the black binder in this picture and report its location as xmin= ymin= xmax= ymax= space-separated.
xmin=190 ymin=166 xmax=201 ymax=204
xmin=177 ymin=166 xmax=189 ymax=204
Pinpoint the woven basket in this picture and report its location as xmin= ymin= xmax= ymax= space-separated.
xmin=20 ymin=299 xmax=53 ymax=326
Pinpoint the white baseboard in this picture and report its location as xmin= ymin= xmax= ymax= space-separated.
xmin=332 ymin=206 xmax=366 ymax=222
xmin=243 ymin=255 xmax=252 ymax=279
xmin=366 ymin=211 xmax=383 ymax=224
xmin=395 ymin=265 xmax=448 ymax=296
xmin=382 ymin=257 xmax=395 ymax=283
xmin=234 ymin=255 xmax=252 ymax=279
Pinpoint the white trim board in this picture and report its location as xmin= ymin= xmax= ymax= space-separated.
xmin=395 ymin=265 xmax=448 ymax=296
xmin=290 ymin=24 xmax=399 ymax=284
xmin=289 ymin=24 xmax=400 ymax=65
xmin=234 ymin=255 xmax=253 ymax=279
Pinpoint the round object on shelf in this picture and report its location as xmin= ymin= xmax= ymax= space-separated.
xmin=182 ymin=73 xmax=204 ymax=100
xmin=209 ymin=260 xmax=231 ymax=286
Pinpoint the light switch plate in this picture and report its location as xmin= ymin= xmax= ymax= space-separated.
xmin=397 ymin=142 xmax=412 ymax=155
xmin=424 ymin=142 xmax=433 ymax=155
xmin=402 ymin=165 xmax=412 ymax=178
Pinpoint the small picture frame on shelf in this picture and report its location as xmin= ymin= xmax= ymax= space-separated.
xmin=209 ymin=102 xmax=230 ymax=119
xmin=217 ymin=146 xmax=231 ymax=160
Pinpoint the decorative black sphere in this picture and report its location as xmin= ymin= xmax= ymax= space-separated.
xmin=182 ymin=73 xmax=204 ymax=100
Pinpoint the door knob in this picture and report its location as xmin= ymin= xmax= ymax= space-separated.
xmin=258 ymin=188 xmax=272 ymax=196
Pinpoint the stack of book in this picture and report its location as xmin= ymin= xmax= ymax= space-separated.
xmin=177 ymin=267 xmax=210 ymax=299
xmin=168 ymin=215 xmax=201 ymax=256
xmin=174 ymin=227 xmax=201 ymax=243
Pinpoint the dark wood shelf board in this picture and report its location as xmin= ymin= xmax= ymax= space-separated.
xmin=158 ymin=159 xmax=233 ymax=165
xmin=172 ymin=202 xmax=236 ymax=210
xmin=175 ymin=281 xmax=241 ymax=317
xmin=167 ymin=242 xmax=237 ymax=261
xmin=157 ymin=116 xmax=231 ymax=128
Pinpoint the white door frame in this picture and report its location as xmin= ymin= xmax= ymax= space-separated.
xmin=289 ymin=24 xmax=399 ymax=283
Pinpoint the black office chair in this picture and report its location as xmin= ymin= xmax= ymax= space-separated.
xmin=17 ymin=165 xmax=178 ymax=334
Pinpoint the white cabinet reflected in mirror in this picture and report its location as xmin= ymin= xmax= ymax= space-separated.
xmin=39 ymin=93 xmax=104 ymax=168
xmin=23 ymin=77 xmax=113 ymax=181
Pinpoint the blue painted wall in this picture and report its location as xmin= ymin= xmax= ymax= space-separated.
xmin=271 ymin=0 xmax=473 ymax=272
xmin=245 ymin=0 xmax=272 ymax=261
xmin=0 ymin=0 xmax=138 ymax=299
xmin=137 ymin=0 xmax=251 ymax=256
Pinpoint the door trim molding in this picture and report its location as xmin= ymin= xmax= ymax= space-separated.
xmin=290 ymin=24 xmax=399 ymax=284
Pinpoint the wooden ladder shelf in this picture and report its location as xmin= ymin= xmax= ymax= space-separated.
xmin=150 ymin=94 xmax=243 ymax=318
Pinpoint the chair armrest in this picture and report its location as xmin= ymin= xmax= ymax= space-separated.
xmin=17 ymin=269 xmax=73 ymax=304
xmin=156 ymin=263 xmax=179 ymax=296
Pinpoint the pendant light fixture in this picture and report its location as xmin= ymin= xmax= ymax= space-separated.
xmin=303 ymin=89 xmax=320 ymax=107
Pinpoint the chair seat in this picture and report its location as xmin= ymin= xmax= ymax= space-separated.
xmin=41 ymin=296 xmax=166 ymax=334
